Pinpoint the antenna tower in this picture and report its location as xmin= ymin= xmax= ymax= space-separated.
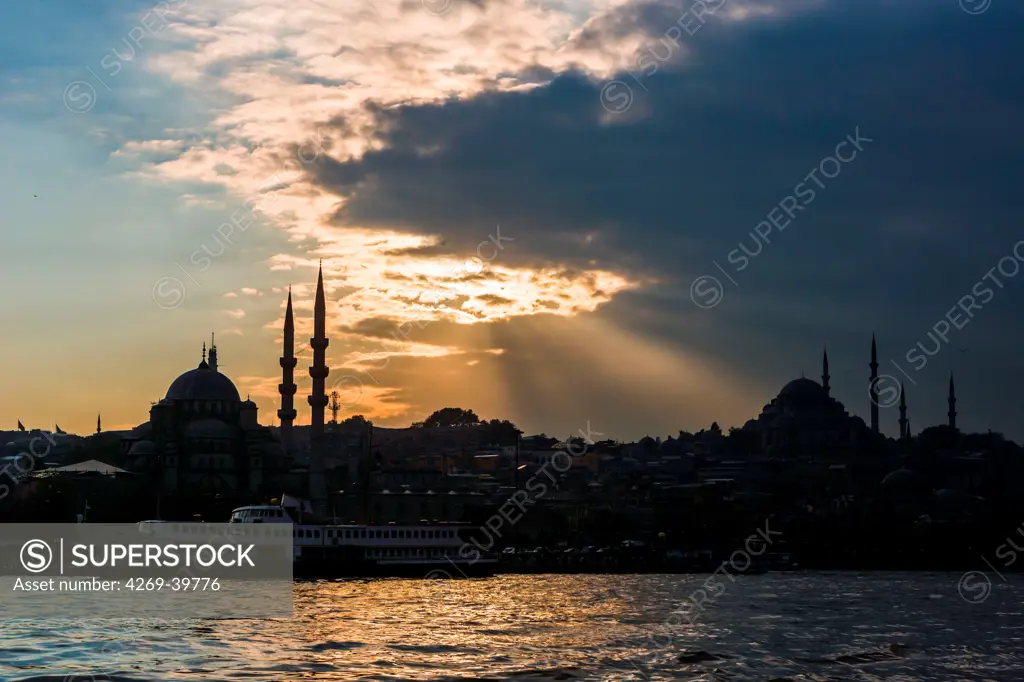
xmin=329 ymin=390 xmax=341 ymax=424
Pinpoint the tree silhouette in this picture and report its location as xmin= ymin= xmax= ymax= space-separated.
xmin=482 ymin=418 xmax=522 ymax=445
xmin=416 ymin=407 xmax=481 ymax=428
xmin=340 ymin=414 xmax=370 ymax=428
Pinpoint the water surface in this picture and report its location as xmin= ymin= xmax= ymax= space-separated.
xmin=3 ymin=572 xmax=1022 ymax=681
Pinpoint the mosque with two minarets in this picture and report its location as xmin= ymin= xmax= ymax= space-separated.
xmin=121 ymin=264 xmax=332 ymax=508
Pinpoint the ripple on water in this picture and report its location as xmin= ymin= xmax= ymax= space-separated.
xmin=2 ymin=574 xmax=1024 ymax=681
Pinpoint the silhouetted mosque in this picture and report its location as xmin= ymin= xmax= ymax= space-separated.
xmin=740 ymin=335 xmax=958 ymax=459
xmin=122 ymin=264 xmax=331 ymax=506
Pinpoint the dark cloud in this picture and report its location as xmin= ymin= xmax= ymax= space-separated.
xmin=477 ymin=294 xmax=514 ymax=305
xmin=311 ymin=0 xmax=1024 ymax=438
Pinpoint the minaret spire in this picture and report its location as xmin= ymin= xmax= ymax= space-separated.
xmin=278 ymin=287 xmax=298 ymax=454
xmin=208 ymin=333 xmax=218 ymax=372
xmin=96 ymin=413 xmax=101 ymax=435
xmin=308 ymin=263 xmax=330 ymax=514
xmin=898 ymin=382 xmax=908 ymax=441
xmin=822 ymin=346 xmax=830 ymax=397
xmin=869 ymin=333 xmax=879 ymax=435
xmin=948 ymin=372 xmax=957 ymax=431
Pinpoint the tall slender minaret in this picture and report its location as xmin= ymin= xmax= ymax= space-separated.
xmin=277 ymin=288 xmax=297 ymax=454
xmin=898 ymin=382 xmax=908 ymax=440
xmin=822 ymin=347 xmax=830 ymax=397
xmin=96 ymin=413 xmax=101 ymax=435
xmin=869 ymin=334 xmax=879 ymax=434
xmin=307 ymin=263 xmax=330 ymax=513
xmin=948 ymin=372 xmax=957 ymax=431
xmin=208 ymin=333 xmax=218 ymax=372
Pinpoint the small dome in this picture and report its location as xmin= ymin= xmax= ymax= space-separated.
xmin=935 ymin=488 xmax=967 ymax=502
xmin=241 ymin=399 xmax=257 ymax=408
xmin=131 ymin=422 xmax=152 ymax=437
xmin=776 ymin=413 xmax=801 ymax=427
xmin=882 ymin=468 xmax=924 ymax=489
xmin=166 ymin=361 xmax=241 ymax=402
xmin=128 ymin=440 xmax=157 ymax=456
xmin=185 ymin=419 xmax=235 ymax=439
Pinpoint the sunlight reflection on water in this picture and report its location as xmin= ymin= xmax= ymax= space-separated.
xmin=2 ymin=572 xmax=1023 ymax=681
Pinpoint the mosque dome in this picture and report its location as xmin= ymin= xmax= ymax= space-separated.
xmin=778 ymin=378 xmax=828 ymax=402
xmin=185 ymin=419 xmax=235 ymax=439
xmin=935 ymin=488 xmax=967 ymax=503
xmin=166 ymin=360 xmax=241 ymax=402
xmin=127 ymin=440 xmax=157 ymax=456
xmin=882 ymin=468 xmax=925 ymax=489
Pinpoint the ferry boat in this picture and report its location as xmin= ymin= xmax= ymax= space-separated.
xmin=228 ymin=504 xmax=497 ymax=578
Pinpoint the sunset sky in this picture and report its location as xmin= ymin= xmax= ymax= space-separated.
xmin=1 ymin=0 xmax=1022 ymax=440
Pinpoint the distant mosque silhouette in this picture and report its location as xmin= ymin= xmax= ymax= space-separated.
xmin=740 ymin=334 xmax=957 ymax=458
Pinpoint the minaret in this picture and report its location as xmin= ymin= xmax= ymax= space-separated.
xmin=869 ymin=334 xmax=879 ymax=434
xmin=948 ymin=372 xmax=957 ymax=431
xmin=898 ymin=382 xmax=908 ymax=440
xmin=96 ymin=413 xmax=101 ymax=435
xmin=277 ymin=288 xmax=298 ymax=454
xmin=821 ymin=347 xmax=830 ymax=397
xmin=208 ymin=333 xmax=218 ymax=372
xmin=307 ymin=263 xmax=330 ymax=513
